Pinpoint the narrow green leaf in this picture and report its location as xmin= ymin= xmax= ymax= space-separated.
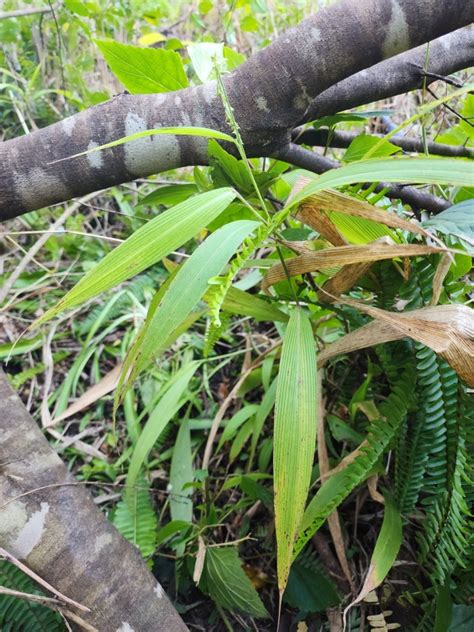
xmin=343 ymin=493 xmax=402 ymax=624
xmin=222 ymin=286 xmax=289 ymax=322
xmin=55 ymin=126 xmax=235 ymax=163
xmin=289 ymin=158 xmax=474 ymax=210
xmin=200 ymin=546 xmax=269 ymax=618
xmin=170 ymin=419 xmax=194 ymax=524
xmin=96 ymin=39 xmax=188 ymax=93
xmin=274 ymin=308 xmax=317 ymax=592
xmin=156 ymin=520 xmax=191 ymax=547
xmin=123 ymin=220 xmax=259 ymax=388
xmin=363 ymin=494 xmax=402 ymax=589
xmin=138 ymin=184 xmax=198 ymax=208
xmin=217 ymin=404 xmax=259 ymax=452
xmin=125 ymin=362 xmax=198 ymax=501
xmin=33 ymin=188 xmax=236 ymax=326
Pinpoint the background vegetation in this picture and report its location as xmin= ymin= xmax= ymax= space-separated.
xmin=1 ymin=1 xmax=472 ymax=630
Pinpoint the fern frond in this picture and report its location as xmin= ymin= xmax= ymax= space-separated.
xmin=112 ymin=476 xmax=158 ymax=558
xmin=417 ymin=382 xmax=473 ymax=584
xmin=0 ymin=561 xmax=64 ymax=631
xmin=206 ymin=223 xmax=268 ymax=327
xmin=203 ymin=313 xmax=230 ymax=357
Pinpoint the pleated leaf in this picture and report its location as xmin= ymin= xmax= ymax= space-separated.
xmin=288 ymin=158 xmax=474 ymax=210
xmin=274 ymin=308 xmax=317 ymax=593
xmin=33 ymin=188 xmax=236 ymax=326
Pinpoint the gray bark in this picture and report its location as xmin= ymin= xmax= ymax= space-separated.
xmin=306 ymin=24 xmax=474 ymax=120
xmin=0 ymin=372 xmax=188 ymax=632
xmin=0 ymin=0 xmax=472 ymax=220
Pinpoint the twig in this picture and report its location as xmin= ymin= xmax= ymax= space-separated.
xmin=0 ymin=547 xmax=89 ymax=612
xmin=0 ymin=7 xmax=55 ymax=19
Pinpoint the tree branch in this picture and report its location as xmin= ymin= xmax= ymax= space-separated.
xmin=0 ymin=0 xmax=472 ymax=220
xmin=292 ymin=128 xmax=473 ymax=159
xmin=305 ymin=24 xmax=474 ymax=120
xmin=276 ymin=143 xmax=450 ymax=214
xmin=0 ymin=7 xmax=55 ymax=20
xmin=0 ymin=371 xmax=187 ymax=632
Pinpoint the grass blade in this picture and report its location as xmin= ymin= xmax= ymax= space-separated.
xmin=125 ymin=362 xmax=198 ymax=503
xmin=343 ymin=493 xmax=402 ymax=626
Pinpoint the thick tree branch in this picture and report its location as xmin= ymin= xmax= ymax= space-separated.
xmin=0 ymin=0 xmax=472 ymax=220
xmin=292 ymin=128 xmax=474 ymax=159
xmin=306 ymin=24 xmax=474 ymax=120
xmin=277 ymin=143 xmax=450 ymax=214
xmin=0 ymin=372 xmax=188 ymax=632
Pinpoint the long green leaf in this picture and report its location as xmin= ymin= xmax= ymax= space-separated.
xmin=343 ymin=493 xmax=402 ymax=624
xmin=33 ymin=188 xmax=236 ymax=326
xmin=274 ymin=308 xmax=317 ymax=593
xmin=222 ymin=286 xmax=289 ymax=322
xmin=54 ymin=126 xmax=236 ymax=164
xmin=170 ymin=419 xmax=194 ymax=525
xmin=288 ymin=158 xmax=474 ymax=210
xmin=121 ymin=220 xmax=259 ymax=392
xmin=125 ymin=362 xmax=198 ymax=502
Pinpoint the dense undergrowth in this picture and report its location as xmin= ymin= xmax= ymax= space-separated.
xmin=1 ymin=1 xmax=473 ymax=630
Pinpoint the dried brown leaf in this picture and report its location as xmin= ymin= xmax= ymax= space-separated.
xmin=319 ymin=303 xmax=474 ymax=387
xmin=49 ymin=364 xmax=122 ymax=425
xmin=262 ymin=243 xmax=446 ymax=292
xmin=302 ymin=189 xmax=434 ymax=240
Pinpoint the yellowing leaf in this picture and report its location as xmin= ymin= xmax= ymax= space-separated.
xmin=138 ymin=32 xmax=166 ymax=46
xmin=274 ymin=308 xmax=317 ymax=593
xmin=299 ymin=189 xmax=433 ymax=241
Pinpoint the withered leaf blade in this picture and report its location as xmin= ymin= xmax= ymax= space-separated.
xmin=300 ymin=189 xmax=434 ymax=240
xmin=319 ymin=303 xmax=474 ymax=387
xmin=262 ymin=243 xmax=447 ymax=292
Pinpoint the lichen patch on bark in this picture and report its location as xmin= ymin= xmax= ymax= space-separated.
xmin=383 ymin=0 xmax=410 ymax=56
xmin=8 ymin=501 xmax=49 ymax=560
xmin=14 ymin=168 xmax=70 ymax=210
xmin=87 ymin=141 xmax=104 ymax=169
